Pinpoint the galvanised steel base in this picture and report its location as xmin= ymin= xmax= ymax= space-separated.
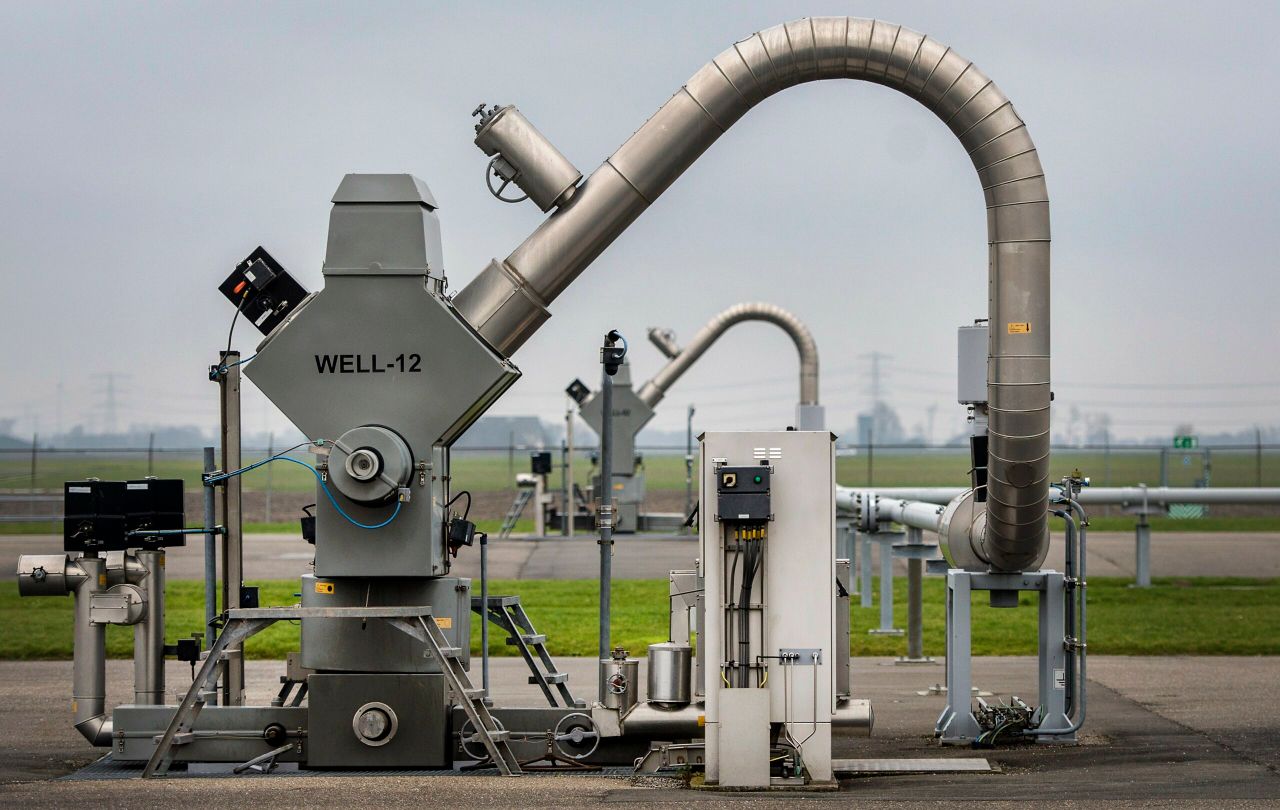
xmin=935 ymin=569 xmax=1075 ymax=745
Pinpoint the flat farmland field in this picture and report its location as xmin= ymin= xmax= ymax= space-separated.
xmin=4 ymin=446 xmax=1277 ymax=493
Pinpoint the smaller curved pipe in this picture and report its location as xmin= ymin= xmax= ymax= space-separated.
xmin=634 ymin=302 xmax=819 ymax=410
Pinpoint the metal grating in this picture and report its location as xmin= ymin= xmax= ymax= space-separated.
xmin=62 ymin=755 xmax=638 ymax=782
xmin=833 ymin=758 xmax=992 ymax=775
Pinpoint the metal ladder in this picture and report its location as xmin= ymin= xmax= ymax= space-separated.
xmin=498 ymin=487 xmax=534 ymax=539
xmin=473 ymin=595 xmax=583 ymax=709
xmin=415 ymin=614 xmax=523 ymax=776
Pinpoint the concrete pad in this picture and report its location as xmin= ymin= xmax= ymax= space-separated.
xmin=2 ymin=656 xmax=1279 ymax=805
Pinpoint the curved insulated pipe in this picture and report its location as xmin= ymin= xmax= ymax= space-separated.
xmin=455 ymin=17 xmax=1051 ymax=572
xmin=636 ymin=302 xmax=819 ymax=408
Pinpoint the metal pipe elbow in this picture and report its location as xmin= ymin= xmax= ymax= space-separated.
xmin=74 ymin=714 xmax=114 ymax=747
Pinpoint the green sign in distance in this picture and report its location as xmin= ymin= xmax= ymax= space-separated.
xmin=1173 ymin=435 xmax=1198 ymax=449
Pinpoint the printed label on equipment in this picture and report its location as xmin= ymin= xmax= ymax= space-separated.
xmin=313 ymin=353 xmax=421 ymax=374
xmin=314 ymin=581 xmax=335 ymax=595
xmin=127 ymin=483 xmax=148 ymax=490
xmin=1007 ymin=322 xmax=1031 ymax=334
xmin=68 ymin=486 xmax=91 ymax=494
xmin=1053 ymin=667 xmax=1065 ymax=690
xmin=435 ymin=617 xmax=452 ymax=629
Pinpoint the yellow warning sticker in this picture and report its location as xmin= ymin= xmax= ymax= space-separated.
xmin=435 ymin=617 xmax=453 ymax=629
xmin=315 ymin=581 xmax=335 ymax=595
xmin=98 ymin=574 xmax=107 ymax=587
xmin=1007 ymin=322 xmax=1031 ymax=334
xmin=697 ymin=714 xmax=706 ymax=727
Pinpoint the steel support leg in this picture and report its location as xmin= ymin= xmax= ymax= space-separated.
xmin=1134 ymin=515 xmax=1151 ymax=588
xmin=859 ymin=532 xmax=873 ymax=608
xmin=1034 ymin=571 xmax=1074 ymax=741
xmin=936 ymin=571 xmax=979 ymax=743
xmin=869 ymin=533 xmax=903 ymax=636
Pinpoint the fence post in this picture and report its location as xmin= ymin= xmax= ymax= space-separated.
xmin=1257 ymin=428 xmax=1264 ymax=487
xmin=29 ymin=434 xmax=38 ymax=516
xmin=147 ymin=432 xmax=155 ymax=476
xmin=264 ymin=432 xmax=274 ymax=524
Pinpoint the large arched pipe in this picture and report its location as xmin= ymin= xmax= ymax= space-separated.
xmin=455 ymin=17 xmax=1051 ymax=573
xmin=636 ymin=302 xmax=822 ymax=429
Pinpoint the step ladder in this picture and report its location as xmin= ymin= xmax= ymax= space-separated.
xmin=416 ymin=614 xmax=523 ymax=776
xmin=473 ymin=595 xmax=583 ymax=709
xmin=498 ymin=488 xmax=534 ymax=539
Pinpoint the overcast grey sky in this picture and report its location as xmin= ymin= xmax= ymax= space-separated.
xmin=2 ymin=0 xmax=1278 ymax=443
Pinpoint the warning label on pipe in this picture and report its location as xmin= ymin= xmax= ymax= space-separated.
xmin=1008 ymin=322 xmax=1031 ymax=334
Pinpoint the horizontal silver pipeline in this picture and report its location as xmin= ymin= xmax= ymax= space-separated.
xmin=615 ymin=698 xmax=872 ymax=738
xmin=839 ymin=485 xmax=1280 ymax=510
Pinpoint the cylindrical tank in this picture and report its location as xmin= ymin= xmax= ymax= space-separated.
xmin=473 ymin=105 xmax=582 ymax=212
xmin=646 ymin=642 xmax=692 ymax=707
xmin=598 ymin=648 xmax=639 ymax=713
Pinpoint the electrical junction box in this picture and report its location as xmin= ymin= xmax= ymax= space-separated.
xmin=124 ymin=479 xmax=186 ymax=547
xmin=218 ymin=247 xmax=310 ymax=337
xmin=530 ymin=451 xmax=553 ymax=475
xmin=64 ymin=480 xmax=127 ymax=552
xmin=716 ymin=466 xmax=771 ymax=522
xmin=958 ymin=322 xmax=988 ymax=405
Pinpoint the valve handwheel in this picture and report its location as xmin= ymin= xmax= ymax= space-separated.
xmin=485 ymin=157 xmax=530 ymax=204
xmin=553 ymin=712 xmax=600 ymax=760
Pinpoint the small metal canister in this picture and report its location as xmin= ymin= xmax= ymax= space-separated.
xmin=646 ymin=642 xmax=693 ymax=707
xmin=599 ymin=648 xmax=640 ymax=713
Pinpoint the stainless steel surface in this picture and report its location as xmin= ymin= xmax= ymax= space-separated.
xmin=598 ymin=338 xmax=617 ymax=670
xmin=307 ymin=673 xmax=450 ymax=768
xmin=645 ymin=642 xmax=692 ymax=707
xmin=328 ymin=425 xmax=413 ymax=505
xmin=833 ymin=698 xmax=874 ymax=734
xmin=957 ymin=322 xmax=989 ymax=405
xmin=635 ymin=302 xmax=822 ymax=429
xmin=473 ymin=105 xmax=582 ymax=212
xmin=133 ymin=549 xmax=165 ymax=705
xmin=299 ymin=575 xmax=466 ymax=673
xmin=456 ymin=17 xmax=1052 ymax=573
xmin=246 ymin=175 xmax=520 ymax=580
xmin=201 ymin=447 xmax=217 ymax=646
xmin=701 ymin=430 xmax=836 ymax=783
xmin=218 ymin=350 xmax=245 ymax=706
xmin=70 ymin=556 xmax=112 ymax=746
xmin=841 ymin=485 xmax=1280 ymax=508
xmin=835 ymin=558 xmax=851 ymax=699
xmin=324 ymin=173 xmax=444 ymax=276
xmin=16 ymin=553 xmax=68 ymax=596
xmin=112 ymin=704 xmax=307 ymax=764
xmin=598 ymin=654 xmax=639 ymax=713
xmin=619 ymin=701 xmax=703 ymax=738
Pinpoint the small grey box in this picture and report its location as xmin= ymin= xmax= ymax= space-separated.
xmin=307 ymin=673 xmax=450 ymax=768
xmin=958 ymin=323 xmax=989 ymax=405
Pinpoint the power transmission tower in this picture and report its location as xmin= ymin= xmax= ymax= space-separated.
xmin=859 ymin=352 xmax=893 ymax=407
xmin=92 ymin=373 xmax=131 ymax=436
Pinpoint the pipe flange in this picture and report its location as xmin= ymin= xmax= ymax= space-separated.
xmin=938 ymin=490 xmax=986 ymax=572
xmin=328 ymin=426 xmax=413 ymax=505
xmin=353 ymin=702 xmax=398 ymax=747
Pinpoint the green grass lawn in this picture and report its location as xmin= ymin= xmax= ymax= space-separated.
xmin=2 ymin=576 xmax=1276 ymax=661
